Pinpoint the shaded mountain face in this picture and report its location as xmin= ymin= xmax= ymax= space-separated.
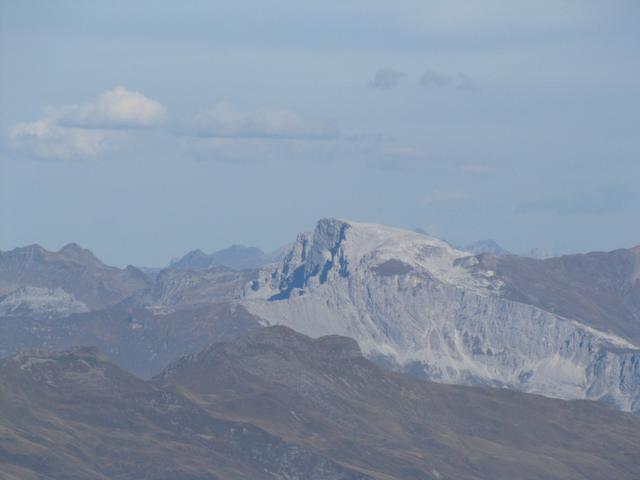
xmin=120 ymin=327 xmax=640 ymax=479
xmin=0 ymin=342 xmax=371 ymax=480
xmin=126 ymin=265 xmax=255 ymax=311
xmin=477 ymin=247 xmax=640 ymax=345
xmin=171 ymin=244 xmax=284 ymax=271
xmin=0 ymin=244 xmax=150 ymax=310
xmin=0 ymin=302 xmax=261 ymax=377
xmin=244 ymin=218 xmax=640 ymax=413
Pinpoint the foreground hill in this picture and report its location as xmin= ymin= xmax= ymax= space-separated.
xmin=2 ymin=327 xmax=640 ymax=480
xmin=0 ymin=339 xmax=368 ymax=480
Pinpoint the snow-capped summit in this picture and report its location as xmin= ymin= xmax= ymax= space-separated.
xmin=252 ymin=218 xmax=498 ymax=301
xmin=244 ymin=218 xmax=640 ymax=413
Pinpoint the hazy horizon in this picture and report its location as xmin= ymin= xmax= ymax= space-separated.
xmin=2 ymin=215 xmax=639 ymax=270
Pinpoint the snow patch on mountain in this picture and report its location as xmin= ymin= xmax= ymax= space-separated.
xmin=243 ymin=218 xmax=640 ymax=413
xmin=0 ymin=286 xmax=89 ymax=318
xmin=249 ymin=219 xmax=501 ymax=300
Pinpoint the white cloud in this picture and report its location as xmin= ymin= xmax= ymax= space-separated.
xmin=8 ymin=119 xmax=120 ymax=161
xmin=369 ymin=68 xmax=405 ymax=89
xmin=183 ymin=101 xmax=340 ymax=140
xmin=422 ymin=189 xmax=469 ymax=206
xmin=7 ymin=87 xmax=166 ymax=160
xmin=56 ymin=87 xmax=166 ymax=129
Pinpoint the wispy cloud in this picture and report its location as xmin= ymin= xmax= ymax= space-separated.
xmin=369 ymin=68 xmax=405 ymax=89
xmin=422 ymin=189 xmax=469 ymax=206
xmin=515 ymin=185 xmax=639 ymax=215
xmin=186 ymin=136 xmax=364 ymax=164
xmin=419 ymin=68 xmax=480 ymax=92
xmin=455 ymin=73 xmax=480 ymax=92
xmin=7 ymin=87 xmax=166 ymax=160
xmin=367 ymin=145 xmax=426 ymax=171
xmin=8 ymin=121 xmax=120 ymax=161
xmin=419 ymin=69 xmax=452 ymax=88
xmin=180 ymin=102 xmax=340 ymax=140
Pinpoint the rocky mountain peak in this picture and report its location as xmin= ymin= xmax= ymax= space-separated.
xmin=171 ymin=245 xmax=270 ymax=271
xmin=257 ymin=218 xmax=491 ymax=301
xmin=242 ymin=218 xmax=640 ymax=414
xmin=58 ymin=242 xmax=105 ymax=267
xmin=0 ymin=243 xmax=151 ymax=310
xmin=1 ymin=244 xmax=47 ymax=262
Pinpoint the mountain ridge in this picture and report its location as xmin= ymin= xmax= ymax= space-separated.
xmin=2 ymin=219 xmax=640 ymax=413
xmin=170 ymin=244 xmax=287 ymax=271
xmin=243 ymin=218 xmax=640 ymax=413
xmin=0 ymin=243 xmax=150 ymax=309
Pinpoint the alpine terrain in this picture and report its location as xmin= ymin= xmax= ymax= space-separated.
xmin=243 ymin=219 xmax=640 ymax=413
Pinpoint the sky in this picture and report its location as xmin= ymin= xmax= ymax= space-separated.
xmin=1 ymin=0 xmax=639 ymax=267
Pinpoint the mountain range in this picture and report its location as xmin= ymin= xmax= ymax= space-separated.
xmin=1 ymin=219 xmax=639 ymax=410
xmin=0 ymin=243 xmax=150 ymax=310
xmin=170 ymin=244 xmax=288 ymax=271
xmin=2 ymin=218 xmax=640 ymax=478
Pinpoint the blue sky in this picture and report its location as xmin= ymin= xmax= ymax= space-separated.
xmin=1 ymin=0 xmax=639 ymax=266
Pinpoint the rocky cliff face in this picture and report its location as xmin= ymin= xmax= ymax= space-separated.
xmin=129 ymin=265 xmax=253 ymax=311
xmin=243 ymin=219 xmax=640 ymax=413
